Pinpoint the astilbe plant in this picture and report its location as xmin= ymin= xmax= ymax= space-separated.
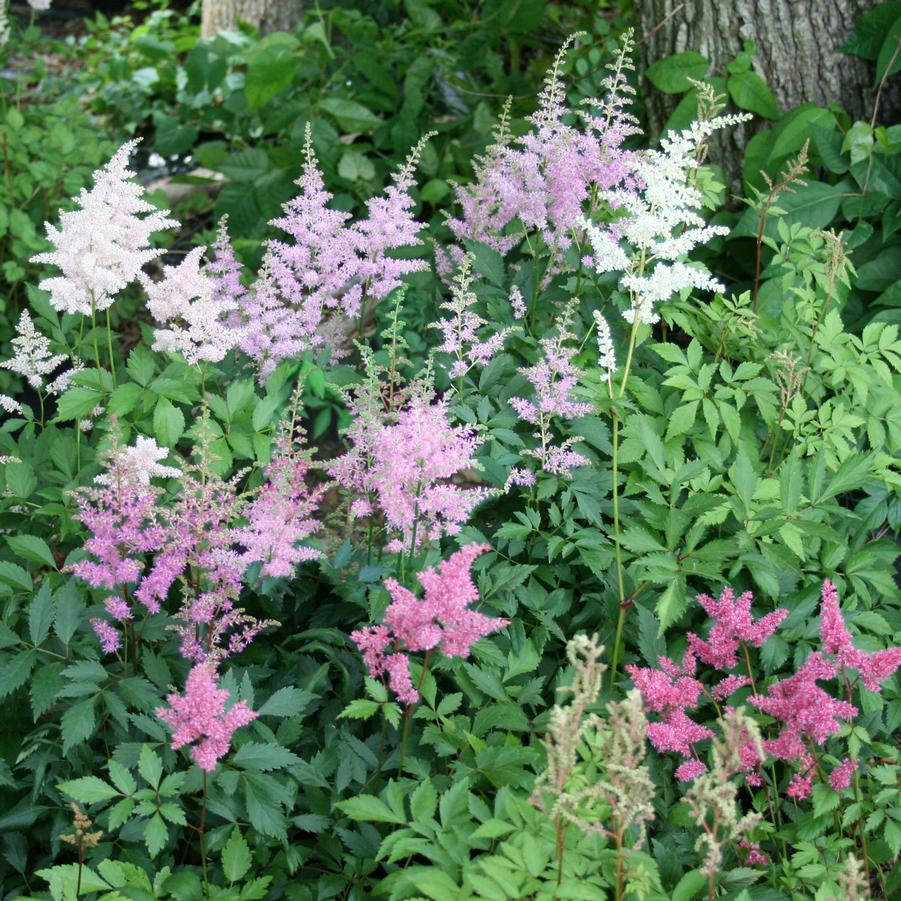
xmin=509 ymin=299 xmax=592 ymax=477
xmin=683 ymin=707 xmax=766 ymax=901
xmin=531 ymin=634 xmax=656 ymax=899
xmin=226 ymin=125 xmax=431 ymax=378
xmin=351 ymin=544 xmax=508 ymax=706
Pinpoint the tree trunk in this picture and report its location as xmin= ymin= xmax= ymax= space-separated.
xmin=634 ymin=0 xmax=900 ymax=186
xmin=201 ymin=0 xmax=302 ymax=39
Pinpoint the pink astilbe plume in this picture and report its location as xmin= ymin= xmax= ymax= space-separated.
xmin=233 ymin=430 xmax=325 ymax=578
xmin=237 ymin=126 xmax=429 ymax=375
xmin=628 ymin=585 xmax=788 ymax=783
xmin=32 ymin=140 xmax=178 ymax=316
xmin=350 ymin=545 xmax=509 ymax=704
xmin=352 ymin=133 xmax=433 ymax=301
xmin=509 ymin=301 xmax=591 ymax=477
xmin=156 ymin=663 xmax=257 ymax=771
xmin=447 ymin=34 xmax=639 ymax=270
xmin=207 ymin=216 xmax=248 ymax=311
xmin=688 ymin=586 xmax=789 ymax=671
xmin=329 ymin=389 xmax=488 ymax=550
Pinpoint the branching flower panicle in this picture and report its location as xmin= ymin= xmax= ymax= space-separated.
xmin=32 ymin=140 xmax=178 ymax=315
xmin=1 ymin=309 xmax=79 ymax=394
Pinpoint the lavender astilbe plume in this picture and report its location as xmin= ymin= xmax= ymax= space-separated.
xmin=32 ymin=140 xmax=178 ymax=316
xmin=447 ymin=33 xmax=639 ymax=270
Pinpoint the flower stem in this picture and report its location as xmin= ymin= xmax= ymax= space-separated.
xmin=199 ymin=771 xmax=209 ymax=890
xmin=398 ymin=649 xmax=431 ymax=776
xmin=105 ymin=308 xmax=117 ymax=388
xmin=89 ymin=299 xmax=102 ymax=375
xmin=618 ymin=322 xmax=638 ymax=399
xmin=609 ymin=408 xmax=627 ymax=687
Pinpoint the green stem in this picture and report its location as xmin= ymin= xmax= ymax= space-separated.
xmin=609 ymin=409 xmax=627 ymax=687
xmin=89 ymin=299 xmax=102 ymax=374
xmin=618 ymin=322 xmax=638 ymax=399
xmin=398 ymin=649 xmax=431 ymax=776
xmin=199 ymin=771 xmax=209 ymax=890
xmin=105 ymin=308 xmax=116 ymax=388
xmin=853 ymin=769 xmax=872 ymax=887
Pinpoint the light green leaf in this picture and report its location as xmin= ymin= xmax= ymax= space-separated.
xmin=0 ymin=650 xmax=36 ymax=699
xmin=336 ymin=794 xmax=406 ymax=824
xmin=7 ymin=535 xmax=56 ymax=569
xmin=727 ymin=70 xmax=779 ymax=118
xmin=655 ymin=579 xmax=686 ymax=635
xmin=319 ymin=97 xmax=383 ymax=133
xmin=108 ymin=760 xmax=137 ymax=796
xmin=144 ymin=813 xmax=168 ymax=858
xmin=153 ymin=398 xmax=185 ymax=451
xmin=222 ymin=827 xmax=252 ymax=883
xmin=646 ymin=52 xmax=709 ymax=93
xmin=138 ymin=745 xmax=163 ymax=789
xmin=57 ymin=776 xmax=119 ymax=804
xmin=338 ymin=699 xmax=380 ymax=720
xmin=61 ymin=697 xmax=97 ymax=753
xmin=232 ymin=742 xmax=301 ymax=771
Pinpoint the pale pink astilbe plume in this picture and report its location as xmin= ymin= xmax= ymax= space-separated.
xmin=233 ymin=432 xmax=325 ymax=578
xmin=738 ymin=839 xmax=769 ymax=866
xmin=447 ymin=35 xmax=639 ymax=270
xmin=688 ymin=586 xmax=789 ymax=671
xmin=628 ymin=585 xmax=787 ymax=783
xmin=329 ymin=391 xmax=488 ymax=550
xmin=207 ymin=217 xmax=248 ymax=311
xmin=352 ymin=133 xmax=432 ymax=301
xmin=156 ymin=663 xmax=257 ymax=771
xmin=142 ymin=247 xmax=241 ymax=365
xmin=32 ymin=140 xmax=178 ymax=316
xmin=430 ymin=255 xmax=517 ymax=382
xmin=264 ymin=126 xmax=360 ymax=356
xmin=70 ymin=453 xmax=168 ymax=648
xmin=675 ymin=759 xmax=707 ymax=782
xmin=749 ymin=652 xmax=858 ymax=765
xmin=351 ymin=545 xmax=509 ymax=705
xmin=509 ymin=302 xmax=592 ymax=477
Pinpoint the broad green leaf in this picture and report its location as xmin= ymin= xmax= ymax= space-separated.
xmin=655 ymin=579 xmax=686 ymax=635
xmin=138 ymin=745 xmax=163 ymax=789
xmin=222 ymin=826 xmax=252 ymax=883
xmin=144 ymin=812 xmax=168 ymax=858
xmin=153 ymin=398 xmax=185 ymax=450
xmin=244 ymin=33 xmax=300 ymax=111
xmin=320 ymin=97 xmax=383 ymax=133
xmin=0 ymin=562 xmax=32 ymax=593
xmin=61 ymin=697 xmax=97 ymax=753
xmin=336 ymin=794 xmax=406 ymax=824
xmin=57 ymin=776 xmax=119 ymax=804
xmin=646 ymin=52 xmax=709 ymax=93
xmin=258 ymin=686 xmax=311 ymax=718
xmin=727 ymin=70 xmax=779 ymax=118
xmin=233 ymin=742 xmax=301 ymax=771
xmin=0 ymin=650 xmax=36 ymax=698
xmin=338 ymin=699 xmax=379 ymax=720
xmin=108 ymin=760 xmax=137 ymax=796
xmin=8 ymin=535 xmax=56 ymax=570
xmin=729 ymin=448 xmax=758 ymax=514
xmin=29 ymin=581 xmax=56 ymax=645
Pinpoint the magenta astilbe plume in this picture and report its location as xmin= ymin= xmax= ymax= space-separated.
xmin=233 ymin=433 xmax=325 ymax=578
xmin=156 ymin=663 xmax=257 ymax=771
xmin=350 ymin=545 xmax=509 ymax=704
xmin=688 ymin=586 xmax=789 ymax=671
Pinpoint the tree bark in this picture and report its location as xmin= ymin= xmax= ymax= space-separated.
xmin=634 ymin=1 xmax=901 ymax=185
xmin=201 ymin=0 xmax=302 ymax=39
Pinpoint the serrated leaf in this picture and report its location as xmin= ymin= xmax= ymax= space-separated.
xmin=337 ymin=794 xmax=406 ymax=824
xmin=57 ymin=775 xmax=119 ymax=804
xmin=153 ymin=398 xmax=185 ymax=450
xmin=655 ymin=579 xmax=686 ymax=635
xmin=54 ymin=581 xmax=84 ymax=646
xmin=30 ymin=663 xmax=63 ymax=720
xmin=257 ymin=685 xmax=310 ymax=718
xmin=108 ymin=760 xmax=136 ymax=796
xmin=410 ymin=780 xmax=437 ymax=822
xmin=0 ymin=649 xmax=36 ymax=699
xmin=144 ymin=812 xmax=168 ymax=858
xmin=222 ymin=826 xmax=252 ymax=883
xmin=0 ymin=561 xmax=33 ymax=593
xmin=7 ymin=535 xmax=57 ymax=569
xmin=232 ymin=742 xmax=301 ymax=771
xmin=338 ymin=699 xmax=379 ymax=720
xmin=62 ymin=697 xmax=97 ymax=753
xmin=28 ymin=581 xmax=56 ymax=645
xmin=138 ymin=745 xmax=163 ymax=789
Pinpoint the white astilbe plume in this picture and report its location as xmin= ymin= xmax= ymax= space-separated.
xmin=592 ymin=310 xmax=616 ymax=392
xmin=28 ymin=0 xmax=52 ymax=10
xmin=0 ymin=395 xmax=23 ymax=415
xmin=142 ymin=247 xmax=241 ymax=365
xmin=583 ymin=113 xmax=751 ymax=326
xmin=1 ymin=309 xmax=80 ymax=394
xmin=32 ymin=140 xmax=178 ymax=316
xmin=95 ymin=435 xmax=181 ymax=487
